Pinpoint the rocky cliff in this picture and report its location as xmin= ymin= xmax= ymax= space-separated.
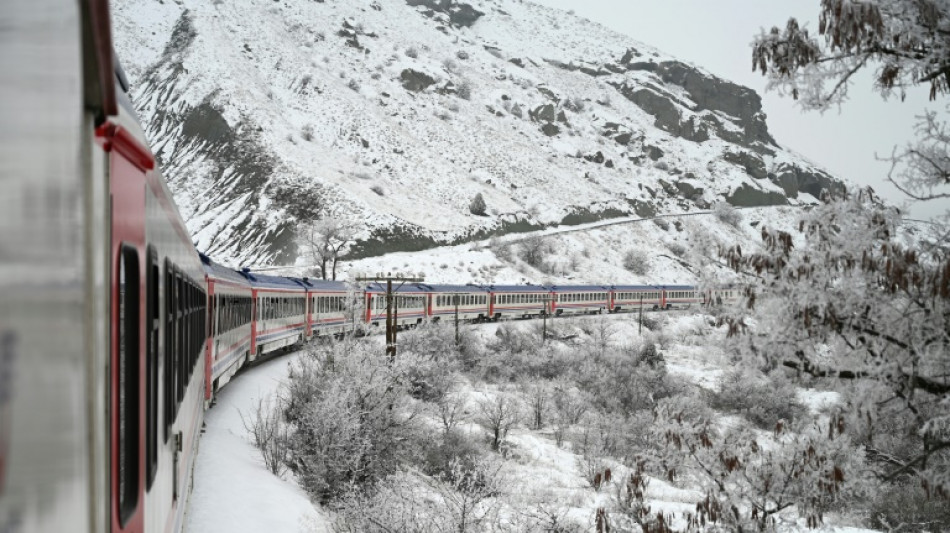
xmin=113 ymin=0 xmax=845 ymax=266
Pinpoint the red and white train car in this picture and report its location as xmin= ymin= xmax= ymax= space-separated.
xmin=202 ymin=254 xmax=253 ymax=405
xmin=241 ymin=272 xmax=308 ymax=357
xmin=1 ymin=1 xmax=208 ymax=532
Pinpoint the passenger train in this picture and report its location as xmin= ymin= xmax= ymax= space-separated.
xmin=0 ymin=1 xmax=738 ymax=532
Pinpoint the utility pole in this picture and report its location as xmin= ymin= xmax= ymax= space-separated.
xmin=454 ymin=293 xmax=460 ymax=347
xmin=542 ymin=293 xmax=553 ymax=344
xmin=354 ymin=272 xmax=425 ymax=362
xmin=639 ymin=295 xmax=643 ymax=335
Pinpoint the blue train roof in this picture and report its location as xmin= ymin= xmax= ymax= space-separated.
xmin=419 ymin=284 xmax=490 ymax=293
xmin=659 ymin=284 xmax=698 ymax=290
xmin=301 ymin=278 xmax=348 ymax=292
xmin=609 ymin=284 xmax=665 ymax=291
xmin=476 ymin=284 xmax=550 ymax=293
xmin=364 ymin=282 xmax=431 ymax=294
xmin=547 ymin=285 xmax=612 ymax=292
xmin=200 ymin=255 xmax=251 ymax=286
xmin=240 ymin=270 xmax=307 ymax=291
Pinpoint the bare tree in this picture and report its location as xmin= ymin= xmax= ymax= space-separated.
xmin=300 ymin=218 xmax=356 ymax=280
xmin=477 ymin=394 xmax=521 ymax=452
xmin=519 ymin=237 xmax=555 ymax=268
xmin=751 ymin=0 xmax=950 ymax=110
xmin=239 ymin=394 xmax=290 ymax=476
xmin=333 ymin=459 xmax=508 ymax=532
xmin=522 ymin=380 xmax=551 ymax=431
xmin=435 ymin=391 xmax=469 ymax=437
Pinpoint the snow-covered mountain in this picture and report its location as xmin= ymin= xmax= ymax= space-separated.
xmin=113 ymin=0 xmax=845 ymax=267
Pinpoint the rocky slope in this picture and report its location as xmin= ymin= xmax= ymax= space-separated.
xmin=113 ymin=0 xmax=844 ymax=267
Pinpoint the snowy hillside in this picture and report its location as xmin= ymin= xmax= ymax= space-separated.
xmin=112 ymin=0 xmax=845 ymax=267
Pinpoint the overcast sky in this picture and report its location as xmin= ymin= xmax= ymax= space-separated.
xmin=533 ymin=0 xmax=948 ymax=220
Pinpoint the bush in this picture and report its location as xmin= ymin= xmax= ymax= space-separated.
xmin=572 ymin=348 xmax=681 ymax=417
xmin=420 ymin=430 xmax=487 ymax=482
xmin=653 ymin=218 xmax=670 ymax=231
xmin=405 ymin=46 xmax=419 ymax=58
xmin=713 ymin=201 xmax=742 ymax=228
xmin=709 ymin=368 xmax=804 ymax=429
xmin=370 ymin=184 xmax=384 ymax=196
xmin=867 ymin=482 xmax=950 ymax=532
xmin=519 ymin=237 xmax=555 ymax=268
xmin=623 ymin=249 xmax=649 ymax=275
xmin=283 ymin=340 xmax=423 ymax=503
xmin=666 ymin=241 xmax=687 ymax=257
xmin=458 ymin=80 xmax=472 ymax=100
xmin=469 ymin=192 xmax=487 ymax=215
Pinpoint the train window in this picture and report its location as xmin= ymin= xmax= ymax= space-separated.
xmin=163 ymin=264 xmax=173 ymax=442
xmin=116 ymin=245 xmax=140 ymax=526
xmin=146 ymin=249 xmax=159 ymax=490
xmin=176 ymin=275 xmax=185 ymax=404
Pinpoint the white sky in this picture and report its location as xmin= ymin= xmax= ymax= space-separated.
xmin=533 ymin=0 xmax=949 ymax=220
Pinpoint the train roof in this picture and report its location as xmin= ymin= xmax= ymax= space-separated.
xmin=200 ymin=253 xmax=251 ymax=285
xmin=608 ymin=284 xmax=665 ymax=291
xmin=659 ymin=284 xmax=699 ymax=290
xmin=476 ymin=284 xmax=550 ymax=293
xmin=301 ymin=278 xmax=348 ymax=291
xmin=418 ymin=284 xmax=490 ymax=293
xmin=240 ymin=270 xmax=307 ymax=291
xmin=547 ymin=285 xmax=612 ymax=292
xmin=364 ymin=282 xmax=431 ymax=294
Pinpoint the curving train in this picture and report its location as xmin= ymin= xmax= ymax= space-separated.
xmin=202 ymin=254 xmax=740 ymax=402
xmin=0 ymin=2 xmax=736 ymax=533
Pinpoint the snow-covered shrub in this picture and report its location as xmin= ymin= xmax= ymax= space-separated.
xmin=519 ymin=236 xmax=555 ymax=268
xmin=709 ymin=368 xmax=804 ymax=429
xmin=239 ymin=394 xmax=290 ymax=476
xmin=867 ymin=482 xmax=950 ymax=531
xmin=666 ymin=241 xmax=687 ymax=257
xmin=457 ymin=80 xmax=473 ymax=100
xmin=477 ymin=394 xmax=522 ymax=452
xmin=652 ymin=217 xmax=670 ymax=231
xmin=283 ymin=340 xmax=423 ymax=503
xmin=442 ymin=58 xmax=459 ymax=74
xmin=405 ymin=46 xmax=418 ymax=58
xmin=713 ymin=200 xmax=742 ymax=228
xmin=622 ymin=249 xmax=649 ymax=275
xmin=456 ymin=49 xmax=469 ymax=60
xmin=300 ymin=124 xmax=314 ymax=141
xmin=420 ymin=430 xmax=487 ymax=484
xmin=563 ymin=97 xmax=585 ymax=113
xmin=347 ymin=78 xmax=360 ymax=92
xmin=573 ymin=348 xmax=681 ymax=417
xmin=333 ymin=459 xmax=508 ymax=532
xmin=469 ymin=192 xmax=487 ymax=215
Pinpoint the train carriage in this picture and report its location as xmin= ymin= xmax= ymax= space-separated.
xmin=364 ymin=283 xmax=429 ymax=328
xmin=306 ymin=279 xmax=352 ymax=337
xmin=483 ymin=284 xmax=552 ymax=320
xmin=548 ymin=285 xmax=612 ymax=316
xmin=241 ymin=272 xmax=308 ymax=356
xmin=425 ymin=284 xmax=491 ymax=322
xmin=660 ymin=285 xmax=703 ymax=309
xmin=609 ymin=285 xmax=665 ymax=312
xmin=201 ymin=255 xmax=252 ymax=405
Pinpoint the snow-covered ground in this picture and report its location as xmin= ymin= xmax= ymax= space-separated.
xmin=184 ymin=312 xmax=877 ymax=532
xmin=184 ymin=352 xmax=329 ymax=533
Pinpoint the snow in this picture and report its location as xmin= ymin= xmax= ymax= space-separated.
xmin=113 ymin=0 xmax=841 ymax=266
xmin=182 ymin=311 xmax=880 ymax=533
xmin=184 ymin=353 xmax=329 ymax=533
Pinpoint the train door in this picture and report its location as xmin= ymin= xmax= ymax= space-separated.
xmin=249 ymin=292 xmax=258 ymax=358
xmin=105 ymin=122 xmax=152 ymax=533
xmin=204 ymin=280 xmax=215 ymax=402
